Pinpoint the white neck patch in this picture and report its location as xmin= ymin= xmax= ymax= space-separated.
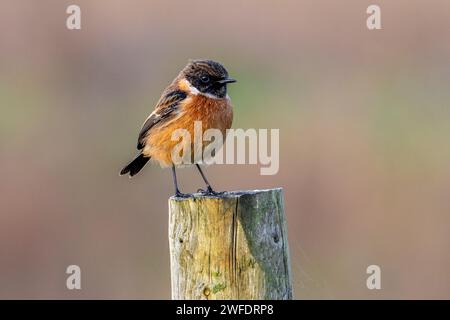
xmin=185 ymin=79 xmax=221 ymax=99
xmin=185 ymin=80 xmax=200 ymax=95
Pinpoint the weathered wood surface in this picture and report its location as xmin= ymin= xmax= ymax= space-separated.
xmin=168 ymin=188 xmax=293 ymax=300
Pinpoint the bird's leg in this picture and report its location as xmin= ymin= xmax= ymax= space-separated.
xmin=196 ymin=164 xmax=224 ymax=195
xmin=172 ymin=165 xmax=189 ymax=198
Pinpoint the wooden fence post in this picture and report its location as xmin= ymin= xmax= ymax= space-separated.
xmin=168 ymin=188 xmax=293 ymax=300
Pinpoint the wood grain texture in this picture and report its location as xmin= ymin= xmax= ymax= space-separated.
xmin=168 ymin=188 xmax=293 ymax=300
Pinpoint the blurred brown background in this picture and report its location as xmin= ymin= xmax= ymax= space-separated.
xmin=1 ymin=0 xmax=450 ymax=299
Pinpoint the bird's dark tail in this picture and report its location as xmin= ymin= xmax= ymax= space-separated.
xmin=120 ymin=153 xmax=150 ymax=177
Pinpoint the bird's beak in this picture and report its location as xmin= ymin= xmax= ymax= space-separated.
xmin=217 ymin=77 xmax=237 ymax=84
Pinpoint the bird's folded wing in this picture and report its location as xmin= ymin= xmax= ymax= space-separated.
xmin=137 ymin=89 xmax=187 ymax=149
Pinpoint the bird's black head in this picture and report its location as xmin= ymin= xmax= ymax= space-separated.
xmin=182 ymin=59 xmax=236 ymax=98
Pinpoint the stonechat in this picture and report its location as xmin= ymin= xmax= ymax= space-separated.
xmin=120 ymin=59 xmax=236 ymax=197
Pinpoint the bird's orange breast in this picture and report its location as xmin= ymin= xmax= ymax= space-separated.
xmin=143 ymin=94 xmax=233 ymax=167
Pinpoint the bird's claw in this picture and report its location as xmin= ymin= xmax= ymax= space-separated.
xmin=197 ymin=186 xmax=224 ymax=196
xmin=174 ymin=191 xmax=191 ymax=198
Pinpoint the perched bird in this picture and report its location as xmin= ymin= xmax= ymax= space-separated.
xmin=120 ymin=59 xmax=236 ymax=197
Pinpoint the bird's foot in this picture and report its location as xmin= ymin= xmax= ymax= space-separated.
xmin=174 ymin=190 xmax=191 ymax=198
xmin=197 ymin=186 xmax=225 ymax=196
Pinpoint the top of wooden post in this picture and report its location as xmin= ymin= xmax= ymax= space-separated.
xmin=169 ymin=187 xmax=284 ymax=200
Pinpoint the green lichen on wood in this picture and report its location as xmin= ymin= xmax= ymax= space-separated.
xmin=212 ymin=282 xmax=227 ymax=294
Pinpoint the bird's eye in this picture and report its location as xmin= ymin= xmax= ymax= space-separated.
xmin=200 ymin=75 xmax=210 ymax=83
